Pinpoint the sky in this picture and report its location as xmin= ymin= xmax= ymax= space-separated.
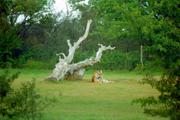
xmin=17 ymin=0 xmax=79 ymax=23
xmin=53 ymin=0 xmax=69 ymax=13
xmin=53 ymin=0 xmax=89 ymax=13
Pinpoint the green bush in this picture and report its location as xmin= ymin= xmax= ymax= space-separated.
xmin=0 ymin=71 xmax=56 ymax=120
xmin=74 ymin=51 xmax=139 ymax=70
xmin=24 ymin=59 xmax=56 ymax=69
xmin=133 ymin=73 xmax=180 ymax=120
xmin=0 ymin=70 xmax=19 ymax=100
xmin=0 ymin=29 xmax=22 ymax=68
xmin=24 ymin=60 xmax=46 ymax=69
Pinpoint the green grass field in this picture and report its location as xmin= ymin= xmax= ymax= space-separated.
xmin=8 ymin=69 xmax=168 ymax=120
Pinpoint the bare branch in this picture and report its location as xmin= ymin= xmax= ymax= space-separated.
xmin=56 ymin=53 xmax=66 ymax=59
xmin=66 ymin=19 xmax=92 ymax=63
xmin=74 ymin=19 xmax=92 ymax=47
xmin=95 ymin=44 xmax=115 ymax=61
xmin=67 ymin=39 xmax=72 ymax=48
xmin=66 ymin=45 xmax=115 ymax=76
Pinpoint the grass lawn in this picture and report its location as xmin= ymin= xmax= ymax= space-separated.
xmin=6 ymin=69 xmax=168 ymax=120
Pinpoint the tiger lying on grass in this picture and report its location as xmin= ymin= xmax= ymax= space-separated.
xmin=91 ymin=70 xmax=112 ymax=83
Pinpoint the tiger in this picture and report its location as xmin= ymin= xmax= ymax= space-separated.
xmin=92 ymin=70 xmax=103 ymax=83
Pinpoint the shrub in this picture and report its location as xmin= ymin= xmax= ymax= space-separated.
xmin=0 ymin=70 xmax=19 ymax=100
xmin=74 ymin=50 xmax=140 ymax=70
xmin=0 ymin=71 xmax=56 ymax=120
xmin=24 ymin=58 xmax=57 ymax=69
xmin=0 ymin=29 xmax=22 ymax=68
xmin=133 ymin=73 xmax=180 ymax=120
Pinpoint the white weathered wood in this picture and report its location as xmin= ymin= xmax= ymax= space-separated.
xmin=66 ymin=19 xmax=92 ymax=64
xmin=47 ymin=20 xmax=115 ymax=81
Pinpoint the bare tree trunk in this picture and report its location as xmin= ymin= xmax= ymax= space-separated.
xmin=46 ymin=20 xmax=115 ymax=81
xmin=64 ymin=69 xmax=85 ymax=80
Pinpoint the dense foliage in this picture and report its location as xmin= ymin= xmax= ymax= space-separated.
xmin=0 ymin=0 xmax=51 ymax=68
xmin=0 ymin=71 xmax=55 ymax=120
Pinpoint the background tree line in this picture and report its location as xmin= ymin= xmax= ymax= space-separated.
xmin=0 ymin=0 xmax=158 ymax=70
xmin=0 ymin=0 xmax=179 ymax=72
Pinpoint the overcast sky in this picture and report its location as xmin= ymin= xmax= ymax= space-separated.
xmin=53 ymin=0 xmax=69 ymax=13
xmin=17 ymin=0 xmax=76 ymax=23
xmin=53 ymin=0 xmax=89 ymax=12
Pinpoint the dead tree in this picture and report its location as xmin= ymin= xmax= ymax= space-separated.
xmin=47 ymin=20 xmax=115 ymax=81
